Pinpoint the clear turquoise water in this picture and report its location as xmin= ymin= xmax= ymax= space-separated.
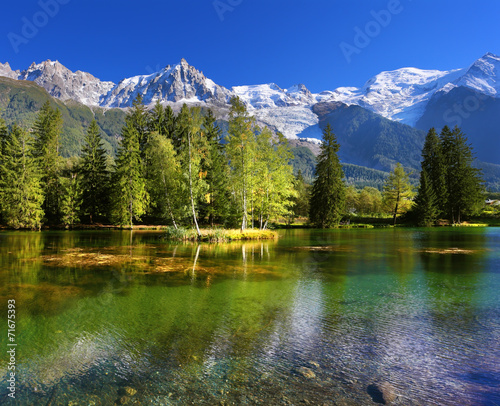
xmin=0 ymin=228 xmax=499 ymax=405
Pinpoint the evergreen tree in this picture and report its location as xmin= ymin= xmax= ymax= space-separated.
xmin=309 ymin=124 xmax=346 ymax=228
xmin=413 ymin=169 xmax=439 ymax=226
xmin=0 ymin=117 xmax=7 ymax=154
xmin=60 ymin=172 xmax=82 ymax=228
xmin=79 ymin=120 xmax=110 ymax=223
xmin=441 ymin=126 xmax=484 ymax=223
xmin=149 ymin=101 xmax=167 ymax=136
xmin=32 ymin=101 xmax=63 ymax=223
xmin=0 ymin=125 xmax=44 ymax=229
xmin=111 ymin=124 xmax=149 ymax=227
xmin=421 ymin=128 xmax=447 ymax=216
xmin=128 ymin=94 xmax=150 ymax=153
xmin=0 ymin=117 xmax=8 ymax=223
xmin=382 ymin=163 xmax=414 ymax=225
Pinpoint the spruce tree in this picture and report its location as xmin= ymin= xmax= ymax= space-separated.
xmin=0 ymin=125 xmax=44 ymax=229
xmin=0 ymin=117 xmax=8 ymax=223
xmin=79 ymin=120 xmax=110 ymax=223
xmin=441 ymin=126 xmax=484 ymax=223
xmin=60 ymin=172 xmax=82 ymax=228
xmin=32 ymin=101 xmax=63 ymax=224
xmin=413 ymin=169 xmax=438 ymax=226
xmin=309 ymin=124 xmax=346 ymax=228
xmin=420 ymin=128 xmax=447 ymax=216
xmin=382 ymin=163 xmax=413 ymax=225
xmin=111 ymin=124 xmax=149 ymax=227
xmin=0 ymin=117 xmax=7 ymax=154
xmin=128 ymin=94 xmax=150 ymax=153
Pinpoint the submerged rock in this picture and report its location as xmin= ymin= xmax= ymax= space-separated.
xmin=298 ymin=366 xmax=316 ymax=379
xmin=367 ymin=382 xmax=396 ymax=404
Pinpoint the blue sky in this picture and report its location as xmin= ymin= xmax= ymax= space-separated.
xmin=1 ymin=0 xmax=499 ymax=92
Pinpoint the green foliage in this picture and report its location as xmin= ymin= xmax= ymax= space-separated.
xmin=32 ymin=101 xmax=63 ymax=224
xmin=316 ymin=103 xmax=426 ymax=170
xmin=111 ymin=124 xmax=149 ymax=227
xmin=290 ymin=170 xmax=310 ymax=220
xmin=226 ymin=96 xmax=258 ymax=230
xmin=289 ymin=146 xmax=316 ymax=181
xmin=440 ymin=126 xmax=485 ymax=223
xmin=342 ymin=163 xmax=391 ymax=189
xmin=60 ymin=172 xmax=82 ymax=227
xmin=383 ymin=163 xmax=414 ymax=225
xmin=146 ymin=132 xmax=183 ymax=226
xmin=309 ymin=124 xmax=346 ymax=228
xmin=201 ymin=110 xmax=232 ymax=226
xmin=79 ymin=120 xmax=110 ymax=222
xmin=413 ymin=169 xmax=439 ymax=226
xmin=253 ymin=129 xmax=296 ymax=229
xmin=0 ymin=125 xmax=44 ymax=229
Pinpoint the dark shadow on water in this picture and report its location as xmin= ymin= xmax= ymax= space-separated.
xmin=367 ymin=384 xmax=386 ymax=404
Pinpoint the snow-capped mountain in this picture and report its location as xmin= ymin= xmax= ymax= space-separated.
xmin=329 ymin=68 xmax=465 ymax=126
xmin=100 ymin=58 xmax=232 ymax=107
xmin=17 ymin=60 xmax=115 ymax=106
xmin=329 ymin=52 xmax=500 ymax=126
xmin=453 ymin=52 xmax=500 ymax=97
xmin=0 ymin=53 xmax=498 ymax=137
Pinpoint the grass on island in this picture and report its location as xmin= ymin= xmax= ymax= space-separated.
xmin=163 ymin=227 xmax=279 ymax=242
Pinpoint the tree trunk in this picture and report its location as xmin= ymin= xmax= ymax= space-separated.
xmin=188 ymin=131 xmax=201 ymax=237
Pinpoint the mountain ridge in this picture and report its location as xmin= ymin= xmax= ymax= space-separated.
xmin=2 ymin=53 xmax=498 ymax=130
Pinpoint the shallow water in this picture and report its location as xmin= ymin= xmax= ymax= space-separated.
xmin=0 ymin=228 xmax=499 ymax=405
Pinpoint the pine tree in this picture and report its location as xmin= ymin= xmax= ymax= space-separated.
xmin=441 ymin=126 xmax=484 ymax=223
xmin=413 ymin=169 xmax=439 ymax=226
xmin=0 ymin=125 xmax=44 ymax=229
xmin=79 ymin=120 xmax=110 ymax=223
xmin=309 ymin=124 xmax=346 ymax=228
xmin=382 ymin=163 xmax=414 ymax=225
xmin=32 ymin=101 xmax=63 ymax=223
xmin=111 ymin=124 xmax=149 ymax=227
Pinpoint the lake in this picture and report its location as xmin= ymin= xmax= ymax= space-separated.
xmin=0 ymin=228 xmax=499 ymax=405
